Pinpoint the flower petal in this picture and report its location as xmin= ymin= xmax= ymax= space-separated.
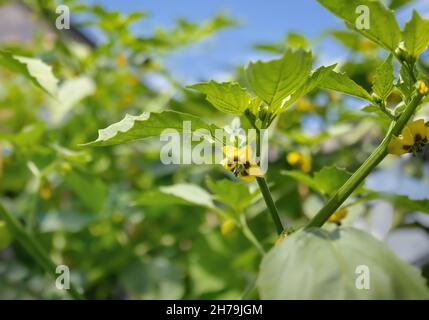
xmin=388 ymin=136 xmax=409 ymax=155
xmin=408 ymin=119 xmax=427 ymax=140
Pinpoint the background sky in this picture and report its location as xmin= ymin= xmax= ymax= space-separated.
xmin=82 ymin=0 xmax=428 ymax=84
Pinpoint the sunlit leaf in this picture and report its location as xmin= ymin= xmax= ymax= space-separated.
xmin=0 ymin=51 xmax=58 ymax=96
xmin=317 ymin=0 xmax=401 ymax=52
xmin=402 ymin=10 xmax=429 ymax=58
xmin=187 ymin=81 xmax=250 ymax=114
xmin=84 ymin=110 xmax=220 ymax=147
xmin=246 ymin=49 xmax=312 ymax=109
xmin=372 ymin=55 xmax=394 ymax=100
xmin=319 ymin=70 xmax=372 ymax=101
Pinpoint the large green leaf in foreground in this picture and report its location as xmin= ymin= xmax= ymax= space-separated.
xmin=84 ymin=110 xmax=219 ymax=147
xmin=258 ymin=227 xmax=429 ymax=299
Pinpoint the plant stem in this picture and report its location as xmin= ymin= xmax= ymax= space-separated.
xmin=244 ymin=111 xmax=284 ymax=234
xmin=256 ymin=177 xmax=284 ymax=234
xmin=306 ymin=93 xmax=423 ymax=229
xmin=0 ymin=202 xmax=84 ymax=300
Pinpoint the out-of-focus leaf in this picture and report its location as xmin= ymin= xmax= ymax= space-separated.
xmin=363 ymin=191 xmax=429 ymax=214
xmin=64 ymin=171 xmax=107 ymax=213
xmin=402 ymin=10 xmax=429 ymax=58
xmin=317 ymin=0 xmax=401 ymax=52
xmin=319 ymin=70 xmax=372 ymax=101
xmin=246 ymin=49 xmax=312 ymax=110
xmin=39 ymin=212 xmax=96 ymax=233
xmin=48 ymin=76 xmax=95 ymax=124
xmin=159 ymin=183 xmax=215 ymax=209
xmin=187 ymin=81 xmax=250 ymax=114
xmin=120 ymin=257 xmax=184 ymax=299
xmin=372 ymin=55 xmax=394 ymax=100
xmin=206 ymin=177 xmax=256 ymax=212
xmin=135 ymin=184 xmax=215 ymax=209
xmin=282 ymin=166 xmax=351 ymax=196
xmin=287 ymin=32 xmax=309 ymax=49
xmin=390 ymin=0 xmax=415 ymax=10
xmin=258 ymin=227 xmax=429 ymax=299
xmin=281 ymin=170 xmax=321 ymax=193
xmin=0 ymin=51 xmax=58 ymax=96
xmin=0 ymin=220 xmax=13 ymax=250
xmin=84 ymin=110 xmax=220 ymax=147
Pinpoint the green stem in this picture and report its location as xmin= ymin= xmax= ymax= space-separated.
xmin=306 ymin=93 xmax=423 ymax=229
xmin=256 ymin=177 xmax=284 ymax=234
xmin=244 ymin=111 xmax=284 ymax=234
xmin=0 ymin=202 xmax=84 ymax=300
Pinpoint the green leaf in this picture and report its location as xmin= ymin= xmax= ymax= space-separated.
xmin=313 ymin=166 xmax=352 ymax=195
xmin=319 ymin=70 xmax=372 ymax=101
xmin=206 ymin=177 xmax=256 ymax=212
xmin=187 ymin=81 xmax=250 ymax=114
xmin=48 ymin=76 xmax=95 ymax=124
xmin=364 ymin=191 xmax=429 ymax=214
xmin=159 ymin=184 xmax=215 ymax=209
xmin=317 ymin=0 xmax=401 ymax=52
xmin=258 ymin=227 xmax=429 ymax=299
xmin=282 ymin=64 xmax=336 ymax=110
xmin=389 ymin=0 xmax=415 ymax=10
xmin=84 ymin=110 xmax=219 ymax=147
xmin=0 ymin=220 xmax=13 ymax=250
xmin=64 ymin=171 xmax=107 ymax=213
xmin=246 ymin=49 xmax=312 ymax=109
xmin=134 ymin=183 xmax=215 ymax=209
xmin=281 ymin=170 xmax=322 ymax=194
xmin=282 ymin=166 xmax=352 ymax=196
xmin=372 ymin=55 xmax=394 ymax=100
xmin=0 ymin=51 xmax=58 ymax=96
xmin=402 ymin=10 xmax=429 ymax=58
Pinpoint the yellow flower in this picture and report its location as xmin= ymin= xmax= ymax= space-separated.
xmin=115 ymin=53 xmax=127 ymax=67
xmin=328 ymin=208 xmax=348 ymax=225
xmin=417 ymin=80 xmax=429 ymax=95
xmin=295 ymin=98 xmax=316 ymax=113
xmin=388 ymin=119 xmax=429 ymax=155
xmin=221 ymin=145 xmax=263 ymax=182
xmin=221 ymin=219 xmax=236 ymax=235
xmin=286 ymin=151 xmax=312 ymax=173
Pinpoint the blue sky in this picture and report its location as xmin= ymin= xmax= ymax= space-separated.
xmin=84 ymin=0 xmax=429 ymax=83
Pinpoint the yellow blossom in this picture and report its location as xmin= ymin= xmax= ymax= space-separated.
xmin=115 ymin=53 xmax=127 ymax=67
xmin=221 ymin=219 xmax=236 ymax=235
xmin=388 ymin=119 xmax=429 ymax=155
xmin=295 ymin=98 xmax=316 ymax=113
xmin=286 ymin=151 xmax=312 ymax=173
xmin=221 ymin=145 xmax=264 ymax=182
xmin=328 ymin=208 xmax=348 ymax=225
xmin=417 ymin=80 xmax=429 ymax=95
